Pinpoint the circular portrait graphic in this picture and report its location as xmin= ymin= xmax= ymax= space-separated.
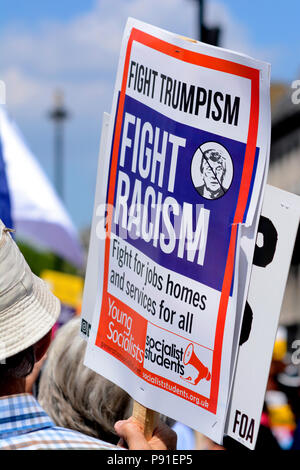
xmin=191 ymin=142 xmax=234 ymax=200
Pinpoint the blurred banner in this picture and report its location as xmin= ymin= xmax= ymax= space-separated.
xmin=0 ymin=105 xmax=83 ymax=268
xmin=41 ymin=269 xmax=84 ymax=334
xmin=41 ymin=269 xmax=83 ymax=310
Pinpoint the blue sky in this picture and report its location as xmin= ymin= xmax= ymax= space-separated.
xmin=1 ymin=0 xmax=299 ymax=231
xmin=0 ymin=1 xmax=94 ymax=27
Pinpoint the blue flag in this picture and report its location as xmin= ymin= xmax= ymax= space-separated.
xmin=0 ymin=136 xmax=13 ymax=228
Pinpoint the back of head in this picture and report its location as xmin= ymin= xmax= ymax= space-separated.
xmin=0 ymin=220 xmax=60 ymax=381
xmin=38 ymin=317 xmax=132 ymax=444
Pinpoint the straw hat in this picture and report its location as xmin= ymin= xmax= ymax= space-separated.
xmin=0 ymin=220 xmax=61 ymax=362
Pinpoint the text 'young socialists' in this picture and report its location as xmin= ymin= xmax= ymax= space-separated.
xmin=106 ymin=297 xmax=144 ymax=364
xmin=112 ymin=110 xmax=210 ymax=266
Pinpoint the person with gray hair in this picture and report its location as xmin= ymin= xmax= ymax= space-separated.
xmin=0 ymin=219 xmax=176 ymax=450
xmin=38 ymin=316 xmax=132 ymax=445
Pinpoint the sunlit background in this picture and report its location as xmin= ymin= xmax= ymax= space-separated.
xmin=1 ymin=0 xmax=300 ymax=229
xmin=1 ymin=0 xmax=300 ymax=321
xmin=1 ymin=0 xmax=300 ymax=450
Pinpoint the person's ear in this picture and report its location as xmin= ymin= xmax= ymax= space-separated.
xmin=34 ymin=330 xmax=52 ymax=362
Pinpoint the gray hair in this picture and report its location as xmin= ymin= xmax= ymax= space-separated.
xmin=38 ymin=317 xmax=132 ymax=444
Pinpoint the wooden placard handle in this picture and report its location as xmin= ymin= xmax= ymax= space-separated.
xmin=179 ymin=35 xmax=198 ymax=43
xmin=132 ymin=401 xmax=159 ymax=440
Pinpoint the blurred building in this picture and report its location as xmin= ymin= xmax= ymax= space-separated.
xmin=268 ymin=82 xmax=300 ymax=331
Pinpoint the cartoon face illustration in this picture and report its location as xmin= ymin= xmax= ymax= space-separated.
xmin=191 ymin=142 xmax=233 ymax=201
xmin=200 ymin=149 xmax=226 ymax=198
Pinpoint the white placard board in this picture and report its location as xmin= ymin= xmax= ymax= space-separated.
xmin=226 ymin=185 xmax=300 ymax=449
xmin=82 ymin=18 xmax=271 ymax=444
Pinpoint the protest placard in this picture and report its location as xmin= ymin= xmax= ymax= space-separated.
xmin=82 ymin=18 xmax=271 ymax=443
xmin=226 ymin=185 xmax=300 ymax=449
xmin=80 ymin=113 xmax=111 ymax=339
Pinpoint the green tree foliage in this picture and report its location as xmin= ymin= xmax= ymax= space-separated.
xmin=17 ymin=240 xmax=79 ymax=277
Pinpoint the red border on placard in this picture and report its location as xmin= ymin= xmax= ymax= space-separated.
xmin=96 ymin=28 xmax=260 ymax=415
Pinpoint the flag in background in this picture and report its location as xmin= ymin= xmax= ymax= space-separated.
xmin=0 ymin=105 xmax=84 ymax=269
xmin=0 ymin=132 xmax=13 ymax=229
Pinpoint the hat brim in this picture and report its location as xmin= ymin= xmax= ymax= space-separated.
xmin=0 ymin=274 xmax=61 ymax=362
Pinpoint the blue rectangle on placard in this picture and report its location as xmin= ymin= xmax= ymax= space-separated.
xmin=110 ymin=95 xmax=259 ymax=292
